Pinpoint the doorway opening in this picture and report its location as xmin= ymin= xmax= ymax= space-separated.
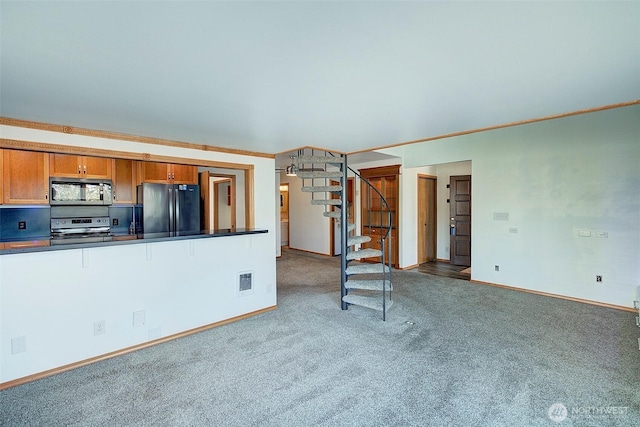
xmin=199 ymin=171 xmax=237 ymax=232
xmin=416 ymin=162 xmax=471 ymax=280
xmin=280 ymin=183 xmax=289 ymax=246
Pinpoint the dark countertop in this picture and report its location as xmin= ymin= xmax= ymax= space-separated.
xmin=0 ymin=228 xmax=269 ymax=255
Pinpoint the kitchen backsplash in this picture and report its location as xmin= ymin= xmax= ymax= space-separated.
xmin=0 ymin=206 xmax=51 ymax=240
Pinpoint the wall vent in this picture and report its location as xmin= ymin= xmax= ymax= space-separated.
xmin=238 ymin=271 xmax=254 ymax=295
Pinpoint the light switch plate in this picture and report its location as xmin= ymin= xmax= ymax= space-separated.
xmin=133 ymin=310 xmax=145 ymax=326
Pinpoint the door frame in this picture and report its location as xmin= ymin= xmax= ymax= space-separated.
xmin=280 ymin=183 xmax=289 ymax=247
xmin=417 ymin=174 xmax=437 ymax=264
xmin=213 ymin=178 xmax=234 ymax=230
xmin=200 ymin=171 xmax=236 ymax=231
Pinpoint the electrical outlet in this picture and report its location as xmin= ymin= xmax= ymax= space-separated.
xmin=495 ymin=265 xmax=500 ymax=272
xmin=94 ymin=320 xmax=106 ymax=335
xmin=596 ymin=275 xmax=602 ymax=283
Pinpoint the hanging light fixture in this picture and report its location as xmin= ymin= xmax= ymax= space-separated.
xmin=285 ymin=165 xmax=297 ymax=176
xmin=285 ymin=155 xmax=298 ymax=176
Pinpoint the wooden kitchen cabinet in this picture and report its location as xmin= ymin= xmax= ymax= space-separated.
xmin=2 ymin=149 xmax=50 ymax=204
xmin=360 ymin=165 xmax=400 ymax=267
xmin=139 ymin=162 xmax=197 ymax=184
xmin=0 ymin=149 xmax=3 ymax=204
xmin=3 ymin=240 xmax=50 ymax=249
xmin=49 ymin=153 xmax=113 ymax=179
xmin=112 ymin=159 xmax=139 ymax=204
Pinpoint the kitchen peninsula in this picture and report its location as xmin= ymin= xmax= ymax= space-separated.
xmin=0 ymin=119 xmax=278 ymax=389
xmin=0 ymin=228 xmax=268 ymax=255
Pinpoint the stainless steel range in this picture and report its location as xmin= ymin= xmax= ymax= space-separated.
xmin=50 ymin=206 xmax=113 ymax=245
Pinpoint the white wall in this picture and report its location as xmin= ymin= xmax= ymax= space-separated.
xmin=382 ymin=105 xmax=640 ymax=308
xmin=280 ymin=174 xmax=331 ymax=255
xmin=0 ymin=124 xmax=277 ymax=384
xmin=435 ymin=162 xmax=472 ymax=261
xmin=275 ymin=173 xmax=282 ymax=257
xmin=398 ymin=164 xmax=437 ymax=267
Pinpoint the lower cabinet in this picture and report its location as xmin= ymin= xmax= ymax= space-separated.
xmin=2 ymin=240 xmax=50 ymax=249
xmin=361 ymin=226 xmax=398 ymax=266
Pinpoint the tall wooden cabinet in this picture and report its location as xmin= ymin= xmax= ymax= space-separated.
xmin=49 ymin=153 xmax=112 ymax=179
xmin=0 ymin=149 xmax=3 ymax=204
xmin=112 ymin=159 xmax=139 ymax=204
xmin=2 ymin=150 xmax=50 ymax=204
xmin=360 ymin=165 xmax=400 ymax=267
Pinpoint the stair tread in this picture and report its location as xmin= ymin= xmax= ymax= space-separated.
xmin=297 ymin=155 xmax=345 ymax=164
xmin=345 ymin=279 xmax=393 ymax=291
xmin=301 ymin=186 xmax=343 ymax=192
xmin=342 ymin=294 xmax=393 ymax=312
xmin=323 ymin=211 xmax=341 ymax=218
xmin=297 ymin=171 xmax=344 ymax=179
xmin=346 ymin=263 xmax=391 ymax=275
xmin=310 ymin=199 xmax=342 ymax=205
xmin=346 ymin=248 xmax=382 ymax=260
xmin=347 ymin=235 xmax=371 ymax=246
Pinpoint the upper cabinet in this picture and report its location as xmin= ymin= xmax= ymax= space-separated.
xmin=50 ymin=153 xmax=113 ymax=179
xmin=139 ymin=162 xmax=198 ymax=184
xmin=3 ymin=150 xmax=50 ymax=204
xmin=112 ymin=159 xmax=139 ymax=204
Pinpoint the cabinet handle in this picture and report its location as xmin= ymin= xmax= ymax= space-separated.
xmin=78 ymin=165 xmax=81 ymax=174
xmin=84 ymin=165 xmax=87 ymax=174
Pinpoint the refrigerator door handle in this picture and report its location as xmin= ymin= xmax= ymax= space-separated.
xmin=168 ymin=185 xmax=175 ymax=234
xmin=174 ymin=185 xmax=181 ymax=233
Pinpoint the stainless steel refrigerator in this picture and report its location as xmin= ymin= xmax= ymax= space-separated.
xmin=137 ymin=183 xmax=200 ymax=234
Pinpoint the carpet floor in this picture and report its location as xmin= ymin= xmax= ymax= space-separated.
xmin=1 ymin=248 xmax=638 ymax=426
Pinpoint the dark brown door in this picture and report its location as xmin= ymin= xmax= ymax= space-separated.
xmin=450 ymin=175 xmax=471 ymax=266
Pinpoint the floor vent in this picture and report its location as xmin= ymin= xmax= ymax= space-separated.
xmin=238 ymin=271 xmax=253 ymax=295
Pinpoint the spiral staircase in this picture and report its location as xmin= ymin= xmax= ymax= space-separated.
xmin=291 ymin=149 xmax=394 ymax=320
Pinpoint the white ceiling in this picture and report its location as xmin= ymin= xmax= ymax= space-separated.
xmin=1 ymin=1 xmax=638 ymax=156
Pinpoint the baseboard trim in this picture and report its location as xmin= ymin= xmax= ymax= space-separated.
xmin=399 ymin=263 xmax=419 ymax=270
xmin=470 ymin=280 xmax=636 ymax=313
xmin=287 ymin=246 xmax=333 ymax=257
xmin=0 ymin=305 xmax=278 ymax=391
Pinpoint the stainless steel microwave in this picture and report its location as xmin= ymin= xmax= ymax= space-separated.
xmin=50 ymin=178 xmax=113 ymax=205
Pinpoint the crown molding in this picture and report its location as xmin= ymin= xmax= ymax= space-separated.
xmin=0 ymin=117 xmax=275 ymax=159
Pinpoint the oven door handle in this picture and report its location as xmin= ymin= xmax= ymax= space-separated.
xmin=51 ymin=227 xmax=111 ymax=236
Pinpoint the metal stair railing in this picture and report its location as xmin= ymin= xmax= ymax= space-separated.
xmin=296 ymin=148 xmax=393 ymax=320
xmin=346 ymin=166 xmax=393 ymax=320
